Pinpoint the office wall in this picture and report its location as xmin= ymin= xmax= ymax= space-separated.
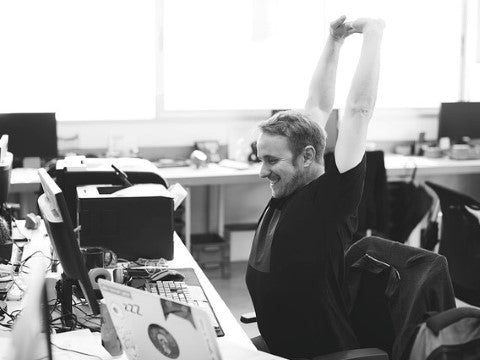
xmin=57 ymin=108 xmax=437 ymax=153
xmin=57 ymin=107 xmax=439 ymax=234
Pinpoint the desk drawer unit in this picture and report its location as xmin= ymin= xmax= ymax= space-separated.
xmin=191 ymin=233 xmax=230 ymax=278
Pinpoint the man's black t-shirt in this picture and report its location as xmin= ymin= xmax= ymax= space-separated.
xmin=245 ymin=155 xmax=366 ymax=359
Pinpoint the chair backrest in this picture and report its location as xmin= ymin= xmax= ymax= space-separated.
xmin=345 ymin=236 xmax=456 ymax=360
xmin=425 ymin=181 xmax=480 ymax=306
xmin=324 ymin=151 xmax=390 ymax=245
xmin=388 ymin=182 xmax=434 ymax=244
xmin=357 ymin=151 xmax=390 ymax=239
xmin=349 ymin=264 xmax=395 ymax=356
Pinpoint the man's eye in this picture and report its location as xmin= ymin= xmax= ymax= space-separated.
xmin=267 ymin=159 xmax=278 ymax=165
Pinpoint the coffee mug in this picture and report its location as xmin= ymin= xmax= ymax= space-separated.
xmin=81 ymin=246 xmax=117 ymax=269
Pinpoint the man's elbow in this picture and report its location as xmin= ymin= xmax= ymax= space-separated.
xmin=345 ymin=102 xmax=375 ymax=122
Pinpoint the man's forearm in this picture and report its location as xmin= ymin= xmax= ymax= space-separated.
xmin=345 ymin=27 xmax=384 ymax=120
xmin=305 ymin=35 xmax=343 ymax=117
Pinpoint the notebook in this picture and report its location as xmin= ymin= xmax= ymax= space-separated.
xmin=99 ymin=279 xmax=222 ymax=360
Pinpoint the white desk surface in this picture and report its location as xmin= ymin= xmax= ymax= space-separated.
xmin=170 ymin=233 xmax=255 ymax=350
xmin=10 ymin=154 xmax=480 ymax=192
xmin=2 ymin=223 xmax=268 ymax=358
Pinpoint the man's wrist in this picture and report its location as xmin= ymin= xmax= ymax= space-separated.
xmin=328 ymin=34 xmax=345 ymax=46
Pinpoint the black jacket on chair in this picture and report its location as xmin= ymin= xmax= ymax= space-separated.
xmin=345 ymin=237 xmax=456 ymax=360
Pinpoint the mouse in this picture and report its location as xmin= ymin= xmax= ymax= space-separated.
xmin=150 ymin=269 xmax=185 ymax=282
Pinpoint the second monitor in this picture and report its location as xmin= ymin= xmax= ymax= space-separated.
xmin=0 ymin=113 xmax=57 ymax=167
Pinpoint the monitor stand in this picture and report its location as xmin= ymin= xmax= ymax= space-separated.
xmin=56 ymin=274 xmax=75 ymax=329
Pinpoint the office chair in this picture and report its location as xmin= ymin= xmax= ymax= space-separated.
xmin=344 ymin=236 xmax=455 ymax=360
xmin=355 ymin=151 xmax=390 ymax=242
xmin=242 ymin=236 xmax=455 ymax=360
xmin=353 ymin=152 xmax=434 ymax=245
xmin=424 ymin=181 xmax=480 ymax=307
xmin=324 ymin=151 xmax=390 ymax=247
xmin=352 ymin=151 xmax=433 ymax=246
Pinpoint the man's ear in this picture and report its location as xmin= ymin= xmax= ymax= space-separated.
xmin=303 ymin=146 xmax=316 ymax=167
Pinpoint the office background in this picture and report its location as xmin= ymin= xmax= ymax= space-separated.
xmin=1 ymin=0 xmax=480 ymax=250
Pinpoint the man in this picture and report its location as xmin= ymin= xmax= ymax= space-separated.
xmin=245 ymin=16 xmax=385 ymax=359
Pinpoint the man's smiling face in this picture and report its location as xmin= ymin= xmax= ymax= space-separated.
xmin=257 ymin=133 xmax=306 ymax=198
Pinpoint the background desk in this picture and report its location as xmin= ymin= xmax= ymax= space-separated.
xmin=156 ymin=155 xmax=480 ymax=249
xmin=10 ymin=155 xmax=480 ymax=249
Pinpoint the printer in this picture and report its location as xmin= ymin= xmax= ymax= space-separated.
xmin=76 ymin=183 xmax=174 ymax=261
xmin=55 ymin=157 xmax=174 ymax=260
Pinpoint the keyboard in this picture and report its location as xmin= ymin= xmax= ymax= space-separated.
xmin=144 ymin=269 xmax=224 ymax=337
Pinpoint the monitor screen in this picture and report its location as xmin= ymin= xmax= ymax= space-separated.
xmin=0 ymin=113 xmax=57 ymax=160
xmin=438 ymin=102 xmax=480 ymax=143
xmin=37 ymin=168 xmax=100 ymax=315
xmin=0 ymin=150 xmax=12 ymax=206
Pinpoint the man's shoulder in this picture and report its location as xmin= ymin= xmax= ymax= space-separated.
xmin=325 ymin=152 xmax=366 ymax=177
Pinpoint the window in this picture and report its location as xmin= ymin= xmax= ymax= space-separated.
xmin=0 ymin=0 xmax=468 ymax=119
xmin=163 ymin=0 xmax=463 ymax=111
xmin=162 ymin=0 xmax=326 ymax=111
xmin=0 ymin=0 xmax=156 ymax=121
xmin=324 ymin=0 xmax=462 ymax=108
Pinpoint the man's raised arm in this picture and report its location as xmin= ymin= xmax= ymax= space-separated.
xmin=335 ymin=18 xmax=385 ymax=173
xmin=305 ymin=15 xmax=355 ymax=128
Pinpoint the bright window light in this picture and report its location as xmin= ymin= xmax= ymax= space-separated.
xmin=163 ymin=0 xmax=326 ymax=111
xmin=0 ymin=0 xmax=156 ymax=121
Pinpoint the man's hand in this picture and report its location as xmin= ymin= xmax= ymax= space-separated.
xmin=330 ymin=15 xmax=355 ymax=42
xmin=350 ymin=18 xmax=385 ymax=35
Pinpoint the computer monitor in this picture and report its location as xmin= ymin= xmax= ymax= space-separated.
xmin=0 ymin=113 xmax=57 ymax=166
xmin=0 ymin=150 xmax=13 ymax=206
xmin=37 ymin=168 xmax=100 ymax=317
xmin=271 ymin=109 xmax=339 ymax=152
xmin=438 ymin=102 xmax=480 ymax=143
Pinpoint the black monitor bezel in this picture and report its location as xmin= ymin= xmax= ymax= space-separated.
xmin=438 ymin=102 xmax=480 ymax=143
xmin=0 ymin=113 xmax=57 ymax=160
xmin=37 ymin=168 xmax=100 ymax=315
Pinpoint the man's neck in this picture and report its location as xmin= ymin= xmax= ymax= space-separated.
xmin=308 ymin=162 xmax=325 ymax=181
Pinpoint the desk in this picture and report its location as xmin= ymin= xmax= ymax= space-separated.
xmin=157 ymin=155 xmax=480 ymax=249
xmin=3 ymin=223 xmax=271 ymax=358
xmin=10 ymin=155 xmax=480 ymax=249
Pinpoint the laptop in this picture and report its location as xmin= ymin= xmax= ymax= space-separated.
xmin=99 ymin=279 xmax=222 ymax=360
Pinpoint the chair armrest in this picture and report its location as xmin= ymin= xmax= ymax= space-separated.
xmin=240 ymin=311 xmax=257 ymax=324
xmin=312 ymin=348 xmax=388 ymax=360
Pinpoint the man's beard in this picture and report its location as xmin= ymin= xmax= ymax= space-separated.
xmin=274 ymin=170 xmax=306 ymax=198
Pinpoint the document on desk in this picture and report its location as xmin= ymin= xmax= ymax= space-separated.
xmin=0 ymin=329 xmax=117 ymax=360
xmin=50 ymin=329 xmax=114 ymax=360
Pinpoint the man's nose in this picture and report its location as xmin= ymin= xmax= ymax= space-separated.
xmin=259 ymin=163 xmax=270 ymax=178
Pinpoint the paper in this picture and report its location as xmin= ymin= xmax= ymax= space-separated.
xmin=112 ymin=183 xmax=173 ymax=198
xmin=0 ymin=135 xmax=8 ymax=164
xmin=63 ymin=155 xmax=87 ymax=171
xmin=168 ymin=183 xmax=188 ymax=210
xmin=51 ymin=329 xmax=115 ymax=360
